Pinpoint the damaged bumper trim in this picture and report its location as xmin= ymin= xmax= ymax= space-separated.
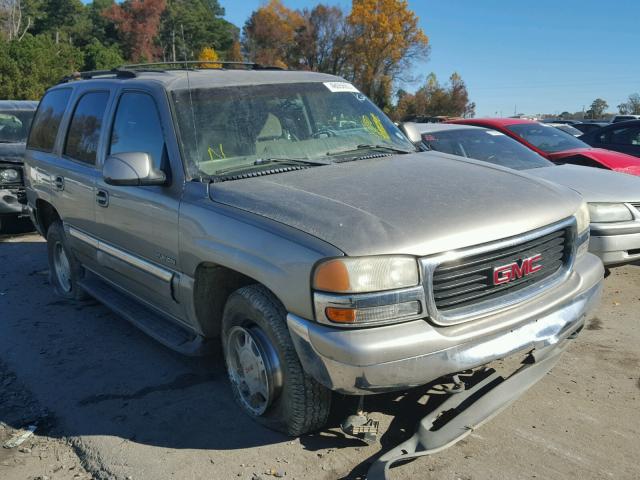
xmin=366 ymin=339 xmax=572 ymax=480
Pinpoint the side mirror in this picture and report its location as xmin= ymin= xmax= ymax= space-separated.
xmin=103 ymin=152 xmax=166 ymax=187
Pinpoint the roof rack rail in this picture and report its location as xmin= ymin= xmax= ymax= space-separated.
xmin=59 ymin=69 xmax=137 ymax=84
xmin=121 ymin=61 xmax=284 ymax=71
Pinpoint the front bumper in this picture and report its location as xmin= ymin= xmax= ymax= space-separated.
xmin=288 ymin=253 xmax=603 ymax=395
xmin=590 ymin=222 xmax=640 ymax=265
xmin=0 ymin=187 xmax=27 ymax=216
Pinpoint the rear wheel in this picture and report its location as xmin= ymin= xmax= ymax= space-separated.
xmin=222 ymin=285 xmax=331 ymax=436
xmin=46 ymin=221 xmax=87 ymax=300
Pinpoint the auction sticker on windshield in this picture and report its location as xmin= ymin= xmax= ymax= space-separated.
xmin=324 ymin=82 xmax=360 ymax=93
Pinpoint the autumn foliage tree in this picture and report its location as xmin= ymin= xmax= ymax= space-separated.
xmin=394 ymin=73 xmax=475 ymax=120
xmin=197 ymin=46 xmax=220 ymax=68
xmin=242 ymin=0 xmax=304 ymax=68
xmin=345 ymin=0 xmax=430 ymax=109
xmin=103 ymin=0 xmax=166 ymax=62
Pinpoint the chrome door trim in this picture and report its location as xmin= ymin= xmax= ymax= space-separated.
xmin=69 ymin=226 xmax=173 ymax=283
xmin=420 ymin=217 xmax=578 ymax=326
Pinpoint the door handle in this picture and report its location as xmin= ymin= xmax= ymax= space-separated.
xmin=96 ymin=189 xmax=109 ymax=207
xmin=54 ymin=176 xmax=64 ymax=191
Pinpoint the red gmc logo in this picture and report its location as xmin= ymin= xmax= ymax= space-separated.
xmin=493 ymin=254 xmax=543 ymax=285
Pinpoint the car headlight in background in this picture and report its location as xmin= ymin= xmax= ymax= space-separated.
xmin=313 ymin=256 xmax=419 ymax=293
xmin=574 ymin=202 xmax=590 ymax=235
xmin=588 ymin=203 xmax=633 ymax=223
xmin=313 ymin=256 xmax=423 ymax=327
xmin=0 ymin=168 xmax=20 ymax=184
xmin=573 ymin=202 xmax=591 ymax=257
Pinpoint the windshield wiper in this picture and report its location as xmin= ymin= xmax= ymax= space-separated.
xmin=213 ymin=157 xmax=329 ymax=176
xmin=327 ymin=144 xmax=415 ymax=157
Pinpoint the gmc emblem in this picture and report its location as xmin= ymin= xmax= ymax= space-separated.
xmin=493 ymin=254 xmax=542 ymax=285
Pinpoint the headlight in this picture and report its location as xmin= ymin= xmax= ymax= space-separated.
xmin=313 ymin=256 xmax=419 ymax=293
xmin=0 ymin=168 xmax=20 ymax=183
xmin=574 ymin=202 xmax=590 ymax=235
xmin=588 ymin=203 xmax=633 ymax=223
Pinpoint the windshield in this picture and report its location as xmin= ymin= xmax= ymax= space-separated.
xmin=171 ymin=82 xmax=414 ymax=178
xmin=507 ymin=123 xmax=589 ymax=153
xmin=421 ymin=128 xmax=553 ymax=170
xmin=0 ymin=110 xmax=35 ymax=143
xmin=552 ymin=124 xmax=582 ymax=136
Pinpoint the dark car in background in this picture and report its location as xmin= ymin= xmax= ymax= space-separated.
xmin=579 ymin=120 xmax=640 ymax=158
xmin=573 ymin=122 xmax=608 ymax=135
xmin=0 ymin=100 xmax=38 ymax=232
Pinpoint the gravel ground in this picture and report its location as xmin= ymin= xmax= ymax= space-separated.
xmin=0 ymin=230 xmax=638 ymax=480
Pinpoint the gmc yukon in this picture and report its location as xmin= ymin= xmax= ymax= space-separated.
xmin=24 ymin=65 xmax=603 ymax=475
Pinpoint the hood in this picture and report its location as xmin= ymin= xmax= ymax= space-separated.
xmin=525 ymin=164 xmax=640 ymax=203
xmin=548 ymin=147 xmax=640 ymax=175
xmin=210 ymin=152 xmax=582 ymax=256
xmin=0 ymin=142 xmax=26 ymax=165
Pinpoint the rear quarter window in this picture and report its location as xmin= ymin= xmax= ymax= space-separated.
xmin=27 ymin=89 xmax=72 ymax=152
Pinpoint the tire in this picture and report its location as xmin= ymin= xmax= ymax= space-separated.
xmin=46 ymin=221 xmax=87 ymax=301
xmin=222 ymin=284 xmax=331 ymax=436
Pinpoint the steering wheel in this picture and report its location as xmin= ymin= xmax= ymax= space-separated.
xmin=312 ymin=129 xmax=337 ymax=138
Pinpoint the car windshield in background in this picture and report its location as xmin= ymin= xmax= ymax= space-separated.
xmin=171 ymin=82 xmax=414 ymax=178
xmin=507 ymin=123 xmax=589 ymax=153
xmin=0 ymin=110 xmax=35 ymax=143
xmin=421 ymin=128 xmax=553 ymax=170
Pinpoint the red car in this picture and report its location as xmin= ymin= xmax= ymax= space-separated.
xmin=448 ymin=118 xmax=640 ymax=176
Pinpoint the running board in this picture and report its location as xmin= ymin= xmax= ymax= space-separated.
xmin=79 ymin=272 xmax=214 ymax=356
xmin=367 ymin=343 xmax=569 ymax=480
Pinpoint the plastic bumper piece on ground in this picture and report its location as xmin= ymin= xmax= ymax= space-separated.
xmin=366 ymin=337 xmax=573 ymax=480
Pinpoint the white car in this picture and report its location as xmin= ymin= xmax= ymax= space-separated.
xmin=402 ymin=122 xmax=640 ymax=266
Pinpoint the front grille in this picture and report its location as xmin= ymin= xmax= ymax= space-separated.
xmin=432 ymin=227 xmax=571 ymax=312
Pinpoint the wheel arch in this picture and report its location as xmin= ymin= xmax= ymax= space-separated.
xmin=192 ymin=262 xmax=281 ymax=338
xmin=35 ymin=199 xmax=61 ymax=237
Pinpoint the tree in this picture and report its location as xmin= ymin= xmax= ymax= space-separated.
xmin=32 ymin=0 xmax=93 ymax=46
xmin=225 ymin=39 xmax=243 ymax=62
xmin=159 ymin=0 xmax=237 ymax=62
xmin=618 ymin=93 xmax=640 ymax=115
xmin=197 ymin=46 xmax=220 ymax=68
xmin=345 ymin=0 xmax=430 ymax=109
xmin=103 ymin=0 xmax=166 ymax=62
xmin=394 ymin=72 xmax=474 ymax=120
xmin=0 ymin=33 xmax=83 ymax=99
xmin=83 ymin=37 xmax=123 ymax=70
xmin=0 ymin=0 xmax=35 ymax=40
xmin=242 ymin=0 xmax=304 ymax=68
xmin=586 ymin=98 xmax=608 ymax=119
xmin=298 ymin=4 xmax=349 ymax=75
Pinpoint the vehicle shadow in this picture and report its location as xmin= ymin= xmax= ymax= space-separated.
xmin=0 ymin=239 xmax=451 ymax=467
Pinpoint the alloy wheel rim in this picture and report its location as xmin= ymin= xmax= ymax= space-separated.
xmin=53 ymin=242 xmax=72 ymax=293
xmin=226 ymin=325 xmax=282 ymax=416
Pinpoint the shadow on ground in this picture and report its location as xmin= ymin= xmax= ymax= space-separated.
xmin=0 ymin=239 xmax=447 ymax=468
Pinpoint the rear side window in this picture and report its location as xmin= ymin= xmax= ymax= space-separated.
xmin=64 ymin=92 xmax=110 ymax=165
xmin=27 ymin=89 xmax=71 ymax=152
xmin=110 ymin=92 xmax=165 ymax=169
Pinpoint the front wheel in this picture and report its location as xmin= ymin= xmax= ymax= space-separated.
xmin=222 ymin=285 xmax=331 ymax=436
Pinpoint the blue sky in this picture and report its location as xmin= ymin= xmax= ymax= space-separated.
xmin=221 ymin=0 xmax=640 ymax=116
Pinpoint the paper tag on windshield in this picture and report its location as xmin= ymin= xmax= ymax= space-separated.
xmin=486 ymin=130 xmax=504 ymax=136
xmin=324 ymin=82 xmax=360 ymax=93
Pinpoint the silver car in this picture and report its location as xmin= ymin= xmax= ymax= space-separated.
xmin=403 ymin=122 xmax=640 ymax=266
xmin=24 ymin=66 xmax=602 ymax=474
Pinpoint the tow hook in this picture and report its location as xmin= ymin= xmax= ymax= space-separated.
xmin=341 ymin=396 xmax=380 ymax=444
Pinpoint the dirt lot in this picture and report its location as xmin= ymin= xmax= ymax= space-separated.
xmin=0 ymin=229 xmax=639 ymax=480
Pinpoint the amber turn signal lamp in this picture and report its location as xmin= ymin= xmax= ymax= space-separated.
xmin=313 ymin=259 xmax=351 ymax=292
xmin=325 ymin=307 xmax=357 ymax=324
